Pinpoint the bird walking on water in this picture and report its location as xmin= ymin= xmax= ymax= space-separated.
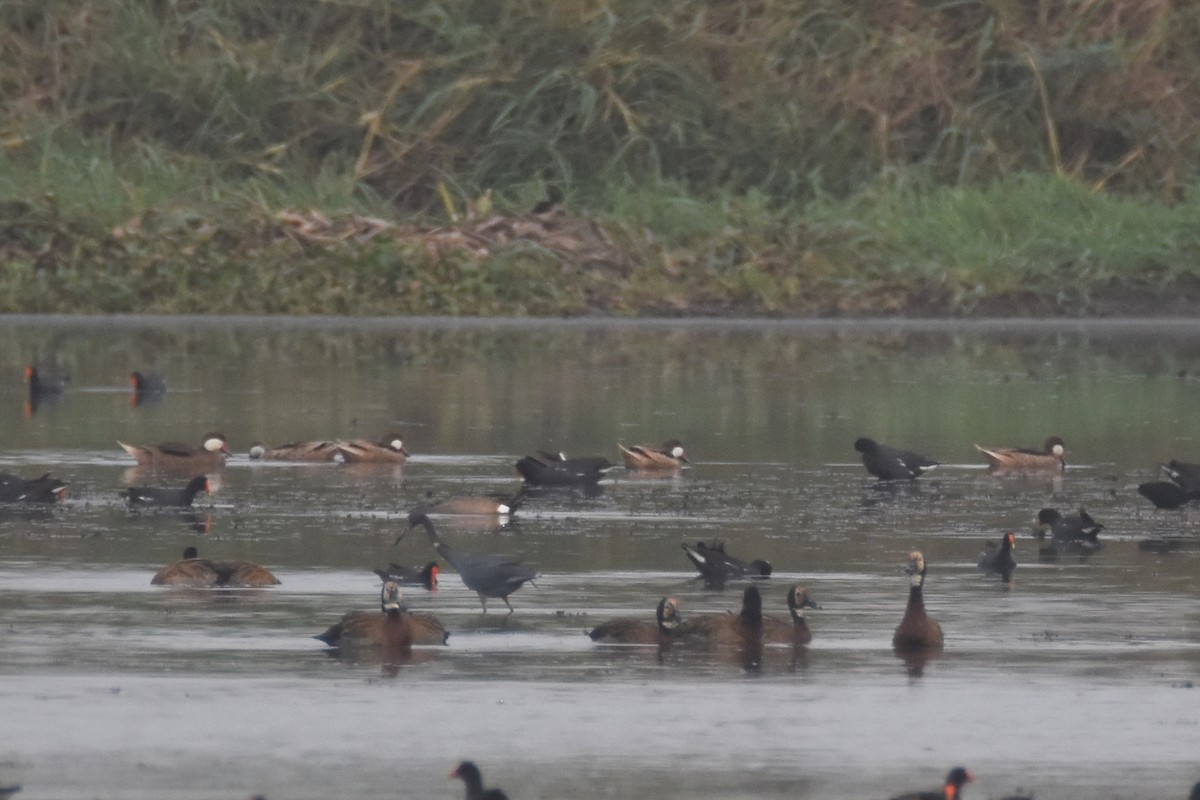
xmin=402 ymin=508 xmax=537 ymax=612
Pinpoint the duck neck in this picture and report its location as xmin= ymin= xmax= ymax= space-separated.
xmin=907 ymin=584 xmax=926 ymax=614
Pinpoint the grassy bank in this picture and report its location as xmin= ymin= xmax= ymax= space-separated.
xmin=3 ymin=1 xmax=1200 ymax=316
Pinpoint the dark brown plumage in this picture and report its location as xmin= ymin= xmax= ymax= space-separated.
xmin=450 ymin=761 xmax=509 ymax=800
xmin=314 ymin=581 xmax=415 ymax=657
xmin=118 ymin=433 xmax=230 ymax=471
xmin=893 ymin=551 xmax=944 ymax=651
xmin=675 ymin=586 xmax=764 ymax=648
xmin=761 ymin=585 xmax=820 ymax=646
xmin=151 ymin=546 xmax=279 ymax=588
xmin=588 ymin=596 xmax=681 ymax=644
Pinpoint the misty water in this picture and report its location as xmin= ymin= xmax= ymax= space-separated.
xmin=2 ymin=316 xmax=1199 ymax=800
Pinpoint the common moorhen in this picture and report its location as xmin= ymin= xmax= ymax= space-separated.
xmin=854 ymin=438 xmax=939 ymax=480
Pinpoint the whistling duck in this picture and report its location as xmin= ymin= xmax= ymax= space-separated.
xmin=332 ymin=434 xmax=409 ymax=464
xmin=977 ymin=531 xmax=1017 ymax=582
xmin=248 ymin=440 xmax=343 ymax=462
xmin=619 ymin=440 xmax=688 ymax=471
xmin=426 ymin=486 xmax=526 ymax=516
xmin=120 ymin=475 xmax=209 ymax=508
xmin=515 ymin=451 xmax=613 ymax=485
xmin=372 ymin=561 xmax=439 ymax=591
xmin=588 ymin=596 xmax=682 ymax=644
xmin=450 ymin=761 xmax=510 ymax=800
xmin=118 ymin=433 xmax=230 ymax=470
xmin=854 ymin=438 xmax=939 ymax=480
xmin=893 ymin=551 xmax=944 ymax=651
xmin=151 ymin=546 xmax=279 ymax=587
xmin=975 ymin=436 xmax=1065 ymax=471
xmin=675 ymin=586 xmax=765 ymax=649
xmin=890 ymin=766 xmax=974 ymax=800
xmin=403 ymin=509 xmax=537 ymax=612
xmin=0 ymin=472 xmax=68 ymax=503
xmin=24 ymin=365 xmax=68 ymax=397
xmin=681 ymin=540 xmax=772 ymax=588
xmin=761 ymin=585 xmax=820 ymax=646
xmin=314 ymin=581 xmax=414 ymax=655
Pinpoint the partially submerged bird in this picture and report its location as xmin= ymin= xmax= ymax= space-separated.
xmin=24 ymin=365 xmax=68 ymax=397
xmin=314 ymin=581 xmax=415 ymax=657
xmin=587 ymin=596 xmax=682 ymax=645
xmin=118 ymin=433 xmax=230 ymax=471
xmin=761 ymin=585 xmax=821 ymax=646
xmin=854 ymin=438 xmax=939 ymax=480
xmin=248 ymin=440 xmax=343 ymax=462
xmin=619 ymin=439 xmax=688 ymax=471
xmin=893 ymin=551 xmax=944 ymax=652
xmin=426 ymin=487 xmax=527 ymax=516
xmin=151 ymin=546 xmax=280 ymax=588
xmin=976 ymin=436 xmax=1066 ymax=472
xmin=403 ymin=509 xmax=537 ymax=612
xmin=0 ymin=472 xmax=68 ymax=503
xmin=681 ymin=540 xmax=772 ymax=587
xmin=333 ymin=434 xmax=409 ymax=464
xmin=515 ymin=451 xmax=613 ymax=486
xmin=1036 ymin=507 xmax=1103 ymax=556
xmin=372 ymin=560 xmax=439 ymax=591
xmin=890 ymin=766 xmax=974 ymax=800
xmin=120 ymin=475 xmax=209 ymax=508
xmin=450 ymin=761 xmax=509 ymax=800
xmin=129 ymin=371 xmax=167 ymax=404
xmin=977 ymin=531 xmax=1017 ymax=582
xmin=675 ymin=585 xmax=765 ymax=650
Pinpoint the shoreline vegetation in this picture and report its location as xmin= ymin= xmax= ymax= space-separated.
xmin=3 ymin=2 xmax=1200 ymax=317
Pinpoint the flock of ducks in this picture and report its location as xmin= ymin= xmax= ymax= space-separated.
xmin=15 ymin=364 xmax=1197 ymax=800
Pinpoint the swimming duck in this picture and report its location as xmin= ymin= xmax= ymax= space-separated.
xmin=890 ymin=766 xmax=974 ymax=800
xmin=450 ymin=761 xmax=510 ymax=800
xmin=977 ymin=531 xmax=1017 ymax=582
xmin=0 ymin=472 xmax=68 ymax=503
xmin=372 ymin=560 xmax=439 ymax=590
xmin=893 ymin=551 xmax=944 ymax=651
xmin=681 ymin=540 xmax=772 ymax=588
xmin=151 ymin=546 xmax=280 ymax=587
xmin=761 ymin=585 xmax=820 ymax=646
xmin=426 ymin=487 xmax=527 ymax=516
xmin=675 ymin=585 xmax=765 ymax=649
xmin=402 ymin=509 xmax=537 ymax=612
xmin=333 ymin=434 xmax=409 ymax=464
xmin=975 ymin=436 xmax=1066 ymax=471
xmin=588 ymin=596 xmax=682 ymax=644
xmin=248 ymin=440 xmax=343 ymax=462
xmin=314 ymin=581 xmax=414 ymax=656
xmin=24 ymin=365 xmax=68 ymax=397
xmin=515 ymin=451 xmax=613 ymax=485
xmin=118 ymin=433 xmax=230 ymax=470
xmin=120 ymin=475 xmax=209 ymax=508
xmin=619 ymin=439 xmax=688 ymax=471
xmin=854 ymin=438 xmax=939 ymax=480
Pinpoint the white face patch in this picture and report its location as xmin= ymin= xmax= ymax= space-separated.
xmin=670 ymin=445 xmax=684 ymax=459
xmin=204 ymin=437 xmax=225 ymax=453
xmin=496 ymin=503 xmax=511 ymax=515
xmin=390 ymin=439 xmax=404 ymax=451
xmin=1052 ymin=443 xmax=1064 ymax=456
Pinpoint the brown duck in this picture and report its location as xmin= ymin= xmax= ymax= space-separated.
xmin=761 ymin=585 xmax=821 ymax=646
xmin=314 ymin=581 xmax=414 ymax=657
xmin=975 ymin=436 xmax=1065 ymax=471
xmin=892 ymin=551 xmax=944 ymax=651
xmin=333 ymin=434 xmax=409 ymax=464
xmin=619 ymin=439 xmax=688 ymax=471
xmin=676 ymin=585 xmax=764 ymax=649
xmin=588 ymin=596 xmax=682 ymax=644
xmin=119 ymin=433 xmax=230 ymax=470
xmin=151 ymin=546 xmax=279 ymax=588
xmin=248 ymin=440 xmax=343 ymax=462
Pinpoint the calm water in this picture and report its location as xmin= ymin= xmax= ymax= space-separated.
xmin=2 ymin=316 xmax=1200 ymax=800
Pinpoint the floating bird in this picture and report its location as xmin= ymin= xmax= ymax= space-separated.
xmin=129 ymin=371 xmax=167 ymax=404
xmin=333 ymin=434 xmax=409 ymax=464
xmin=854 ymin=438 xmax=939 ymax=480
xmin=976 ymin=436 xmax=1066 ymax=471
xmin=977 ymin=531 xmax=1017 ymax=582
xmin=890 ymin=766 xmax=973 ymax=800
xmin=120 ymin=475 xmax=209 ymax=508
xmin=118 ymin=432 xmax=230 ymax=470
xmin=151 ymin=546 xmax=280 ymax=588
xmin=248 ymin=440 xmax=343 ymax=462
xmin=761 ymin=585 xmax=821 ymax=646
xmin=893 ymin=551 xmax=944 ymax=651
xmin=587 ymin=596 xmax=682 ymax=645
xmin=681 ymin=540 xmax=772 ymax=587
xmin=426 ymin=486 xmax=527 ymax=516
xmin=515 ymin=451 xmax=613 ymax=486
xmin=0 ymin=472 xmax=68 ymax=503
xmin=372 ymin=560 xmax=439 ymax=591
xmin=676 ymin=585 xmax=765 ymax=649
xmin=24 ymin=365 xmax=68 ymax=397
xmin=1035 ymin=508 xmax=1103 ymax=556
xmin=1137 ymin=480 xmax=1197 ymax=509
xmin=403 ymin=509 xmax=537 ymax=612
xmin=450 ymin=761 xmax=509 ymax=800
xmin=619 ymin=439 xmax=688 ymax=471
xmin=314 ymin=581 xmax=415 ymax=656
